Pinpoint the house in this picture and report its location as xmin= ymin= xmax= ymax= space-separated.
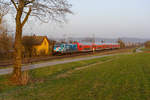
xmin=22 ymin=35 xmax=54 ymax=56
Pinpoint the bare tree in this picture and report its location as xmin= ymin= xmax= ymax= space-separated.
xmin=0 ymin=2 xmax=9 ymax=32
xmin=0 ymin=32 xmax=13 ymax=58
xmin=0 ymin=0 xmax=72 ymax=84
xmin=0 ymin=2 xmax=11 ymax=59
xmin=118 ymin=39 xmax=125 ymax=48
xmin=145 ymin=41 xmax=150 ymax=48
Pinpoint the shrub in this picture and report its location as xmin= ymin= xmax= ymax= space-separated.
xmin=0 ymin=32 xmax=13 ymax=59
xmin=145 ymin=41 xmax=150 ymax=48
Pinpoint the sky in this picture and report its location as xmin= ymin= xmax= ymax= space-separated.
xmin=7 ymin=0 xmax=150 ymax=39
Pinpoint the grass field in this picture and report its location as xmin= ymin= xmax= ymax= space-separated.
xmin=140 ymin=48 xmax=150 ymax=52
xmin=0 ymin=48 xmax=133 ymax=69
xmin=0 ymin=52 xmax=150 ymax=100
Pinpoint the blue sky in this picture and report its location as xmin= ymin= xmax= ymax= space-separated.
xmin=22 ymin=0 xmax=150 ymax=38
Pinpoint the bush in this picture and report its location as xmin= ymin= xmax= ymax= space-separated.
xmin=0 ymin=32 xmax=13 ymax=59
xmin=118 ymin=39 xmax=125 ymax=48
xmin=145 ymin=41 xmax=150 ymax=48
xmin=133 ymin=48 xmax=137 ymax=53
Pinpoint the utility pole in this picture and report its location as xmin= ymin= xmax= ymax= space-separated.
xmin=63 ymin=34 xmax=66 ymax=43
xmin=92 ymin=34 xmax=95 ymax=44
xmin=92 ymin=34 xmax=95 ymax=53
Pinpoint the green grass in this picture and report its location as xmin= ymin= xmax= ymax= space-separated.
xmin=0 ymin=48 xmax=133 ymax=69
xmin=140 ymin=48 xmax=150 ymax=52
xmin=1 ymin=52 xmax=150 ymax=100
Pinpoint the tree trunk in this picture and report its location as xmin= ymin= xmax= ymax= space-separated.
xmin=11 ymin=6 xmax=23 ymax=84
xmin=12 ymin=23 xmax=23 ymax=84
xmin=0 ymin=17 xmax=2 ymax=24
xmin=12 ymin=26 xmax=22 ymax=84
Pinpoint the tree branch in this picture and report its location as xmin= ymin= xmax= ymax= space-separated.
xmin=21 ymin=7 xmax=32 ymax=27
xmin=24 ymin=0 xmax=35 ymax=6
xmin=11 ymin=0 xmax=18 ymax=10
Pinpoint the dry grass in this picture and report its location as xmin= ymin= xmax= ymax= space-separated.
xmin=20 ymin=71 xmax=29 ymax=85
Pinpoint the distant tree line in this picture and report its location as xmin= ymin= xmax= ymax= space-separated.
xmin=118 ymin=39 xmax=125 ymax=48
xmin=144 ymin=41 xmax=150 ymax=48
xmin=0 ymin=4 xmax=13 ymax=59
xmin=0 ymin=32 xmax=13 ymax=59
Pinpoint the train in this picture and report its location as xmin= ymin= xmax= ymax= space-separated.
xmin=53 ymin=42 xmax=120 ymax=55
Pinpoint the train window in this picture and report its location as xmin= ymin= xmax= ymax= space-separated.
xmin=98 ymin=47 xmax=102 ymax=49
xmin=67 ymin=46 xmax=69 ymax=49
xmin=54 ymin=45 xmax=60 ymax=48
xmin=79 ymin=45 xmax=82 ymax=48
xmin=84 ymin=48 xmax=90 ymax=50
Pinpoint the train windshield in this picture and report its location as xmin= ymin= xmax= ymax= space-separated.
xmin=54 ymin=45 xmax=60 ymax=48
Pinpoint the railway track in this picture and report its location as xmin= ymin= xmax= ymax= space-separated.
xmin=0 ymin=52 xmax=92 ymax=67
xmin=0 ymin=48 xmax=131 ymax=68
